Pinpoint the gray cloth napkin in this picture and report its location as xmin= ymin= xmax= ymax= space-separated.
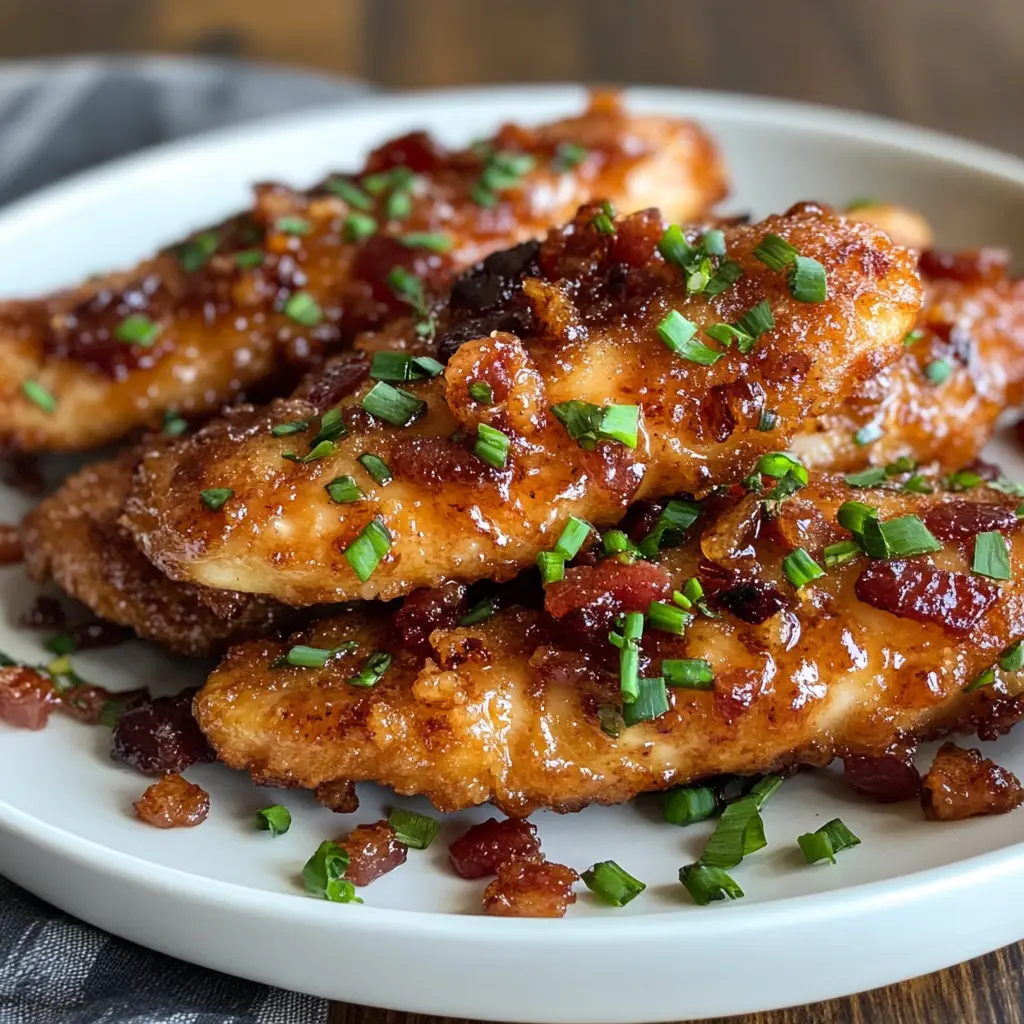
xmin=0 ymin=56 xmax=372 ymax=1024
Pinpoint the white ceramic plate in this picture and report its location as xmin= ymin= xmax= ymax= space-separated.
xmin=2 ymin=86 xmax=1024 ymax=1024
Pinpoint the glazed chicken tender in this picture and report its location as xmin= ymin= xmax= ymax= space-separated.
xmin=0 ymin=93 xmax=726 ymax=452
xmin=196 ymin=477 xmax=1024 ymax=815
xmin=124 ymin=203 xmax=922 ymax=605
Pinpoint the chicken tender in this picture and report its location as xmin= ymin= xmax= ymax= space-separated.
xmin=124 ymin=202 xmax=922 ymax=606
xmin=0 ymin=93 xmax=725 ymax=452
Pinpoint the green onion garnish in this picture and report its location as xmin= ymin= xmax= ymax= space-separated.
xmin=537 ymin=550 xmax=566 ymax=585
xmin=622 ymin=676 xmax=669 ymax=726
xmin=343 ymin=211 xmax=378 ymax=242
xmin=646 ymin=601 xmax=691 ymax=635
xmin=758 ymin=451 xmax=808 ymax=484
xmin=590 ymin=200 xmax=616 ymax=235
xmin=177 ymin=230 xmax=220 ymax=272
xmin=347 ymin=651 xmax=392 ymax=688
xmin=861 ymin=515 xmax=942 ymax=559
xmin=552 ymin=141 xmax=589 ymax=172
xmin=854 ymin=422 xmax=884 ymax=446
xmin=973 ymin=530 xmax=1011 ymax=580
xmin=658 ymin=225 xmax=694 ymax=268
xmin=965 ymin=666 xmax=996 ymax=692
xmin=199 ymin=488 xmax=233 ymax=511
xmin=325 ymin=476 xmax=364 ymax=504
xmin=550 ymin=400 xmax=639 ymax=450
xmin=257 ymin=805 xmax=292 ymax=837
xmin=701 ymin=795 xmax=766 ymax=869
xmin=386 ymin=266 xmax=430 ymax=317
xmin=114 ymin=313 xmax=161 ymax=346
xmin=473 ymin=423 xmax=511 ymax=469
xmin=789 ymin=256 xmax=828 ymax=303
xmin=757 ymin=409 xmax=778 ymax=432
xmin=275 ymin=215 xmax=311 ymax=235
xmin=615 ymin=611 xmax=644 ymax=703
xmin=885 ymin=456 xmax=917 ymax=476
xmin=284 ymin=642 xmax=357 ymax=669
xmin=358 ymin=452 xmax=392 ymax=485
xmin=580 ymin=860 xmax=646 ymax=907
xmin=162 ymin=409 xmax=188 ymax=436
xmin=369 ymin=351 xmax=443 ymax=382
xmin=824 ymin=539 xmax=863 ymax=568
xmin=638 ymin=498 xmax=701 ymax=557
xmin=663 ymin=786 xmax=717 ymax=826
xmin=45 ymin=633 xmax=75 ymax=656
xmin=344 ymin=518 xmax=392 ymax=581
xmin=282 ymin=440 xmax=336 ymax=464
xmin=603 ymin=530 xmax=638 ymax=559
xmin=701 ymin=229 xmax=726 ymax=256
xmin=302 ymin=840 xmax=360 ymax=903
xmin=657 ymin=310 xmax=723 ymax=364
xmin=234 ymin=249 xmax=265 ymax=269
xmin=844 ymin=466 xmax=887 ymax=488
xmin=782 ymin=547 xmax=826 ymax=588
xmin=754 ymin=233 xmax=798 ymax=271
xmin=749 ymin=775 xmax=783 ymax=807
xmin=947 ymin=469 xmax=985 ymax=492
xmin=326 ymin=176 xmax=373 ymax=210
xmin=903 ymin=328 xmax=924 ymax=347
xmin=999 ymin=640 xmax=1024 ymax=672
xmin=733 ymin=300 xmax=775 ymax=348
xmin=704 ymin=259 xmax=744 ymax=298
xmin=554 ymin=516 xmax=592 ymax=559
xmin=361 ymin=381 xmax=427 ymax=426
xmin=271 ymin=418 xmax=312 ymax=438
xmin=837 ymin=500 xmax=880 ymax=536
xmin=682 ymin=577 xmax=703 ymax=603
xmin=399 ymin=232 xmax=453 ymax=253
xmin=663 ymin=658 xmax=714 ymax=690
xmin=925 ymin=359 xmax=953 ymax=385
xmin=798 ymin=817 xmax=861 ymax=865
xmin=283 ymin=291 xmax=323 ymax=327
xmin=468 ymin=381 xmax=493 ymax=405
xmin=679 ymin=863 xmax=744 ymax=905
xmin=902 ymin=474 xmax=934 ymax=494
xmin=458 ymin=598 xmax=495 ymax=627
xmin=388 ymin=807 xmax=440 ymax=849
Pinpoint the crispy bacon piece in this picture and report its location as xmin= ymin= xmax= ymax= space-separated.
xmin=110 ymin=689 xmax=214 ymax=776
xmin=854 ymin=561 xmax=1001 ymax=636
xmin=133 ymin=773 xmax=210 ymax=828
xmin=483 ymin=861 xmax=579 ymax=918
xmin=921 ymin=742 xmax=1024 ymax=820
xmin=918 ymin=249 xmax=1010 ymax=284
xmin=340 ymin=821 xmax=408 ymax=886
xmin=844 ymin=753 xmax=922 ymax=803
xmin=393 ymin=583 xmax=467 ymax=656
xmin=314 ymin=780 xmax=360 ymax=814
xmin=0 ymin=666 xmax=59 ymax=730
xmin=923 ymin=501 xmax=1020 ymax=545
xmin=449 ymin=819 xmax=543 ymax=878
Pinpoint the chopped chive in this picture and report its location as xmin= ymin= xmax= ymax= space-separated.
xmin=798 ymin=818 xmax=861 ymax=865
xmin=824 ymin=539 xmax=863 ymax=568
xmin=361 ymin=381 xmax=427 ymax=427
xmin=616 ymin=611 xmax=644 ymax=703
xmin=234 ymin=249 xmax=265 ymax=269
xmin=302 ymin=840 xmax=360 ymax=904
xmin=837 ymin=500 xmax=880 ymax=536
xmin=658 ymin=224 xmax=694 ymax=268
xmin=902 ymin=474 xmax=934 ymax=494
xmin=275 ymin=215 xmax=311 ymax=236
xmin=325 ymin=476 xmax=364 ymax=504
xmin=199 ymin=487 xmax=233 ymax=511
xmin=552 ymin=141 xmax=589 ymax=172
xmin=638 ymin=498 xmax=701 ymax=557
xmin=581 ymin=860 xmax=646 ymax=907
xmin=399 ymin=232 xmax=453 ymax=253
xmin=732 ymin=300 xmax=775 ymax=351
xmin=344 ymin=518 xmax=392 ymax=581
xmin=284 ymin=642 xmax=357 ymax=669
xmin=700 ymin=229 xmax=726 ymax=256
xmin=114 ymin=313 xmax=161 ymax=346
xmin=663 ymin=658 xmax=713 ymax=690
xmin=271 ymin=418 xmax=312 ymax=438
xmin=789 ymin=256 xmax=828 ymax=303
xmin=473 ymin=423 xmax=511 ymax=469
xmin=947 ymin=469 xmax=985 ymax=492
xmin=925 ymin=359 xmax=953 ymax=385
xmin=679 ymin=863 xmax=744 ymax=906
xmin=282 ymin=440 xmax=336 ymax=464
xmin=862 ymin=514 xmax=942 ymax=559
xmin=622 ymin=676 xmax=669 ymax=726
xmin=385 ymin=188 xmax=414 ymax=222
xmin=590 ymin=200 xmax=617 ymax=235
xmin=782 ymin=547 xmax=826 ymax=588
xmin=310 ymin=407 xmax=347 ymax=447
xmin=326 ymin=177 xmax=372 ymax=210
xmin=45 ymin=633 xmax=75 ymax=656
xmin=388 ymin=807 xmax=440 ymax=849
xmin=162 ymin=409 xmax=188 ymax=437
xmin=686 ymin=255 xmax=712 ymax=294
xmin=343 ymin=211 xmax=377 ymax=242
xmin=663 ymin=786 xmax=717 ymax=826
xmin=347 ymin=651 xmax=392 ymax=688
xmin=701 ymin=795 xmax=766 ymax=869
xmin=386 ymin=266 xmax=429 ymax=317
xmin=598 ymin=404 xmax=640 ymax=448
xmin=370 ymin=351 xmax=415 ymax=382
xmin=704 ymin=258 xmax=744 ymax=298
xmin=257 ymin=805 xmax=292 ymax=837
xmin=973 ymin=530 xmax=1011 ymax=580
xmin=762 ymin=469 xmax=806 ymax=514
xmin=682 ymin=577 xmax=704 ymax=603
xmin=554 ymin=516 xmax=592 ymax=559
xmin=754 ymin=233 xmax=798 ymax=271
xmin=657 ymin=310 xmax=723 ymax=364
xmin=646 ymin=601 xmax=692 ymax=635
xmin=903 ymin=328 xmax=925 ymax=347
xmin=844 ymin=466 xmax=887 ymax=488
xmin=550 ymin=400 xmax=639 ymax=450
xmin=885 ymin=456 xmax=918 ymax=476
xmin=472 ymin=149 xmax=537 ymax=206
xmin=854 ymin=422 xmax=884 ymax=446
xmin=176 ymin=230 xmax=220 ymax=272
xmin=757 ymin=408 xmax=778 ymax=432
xmin=999 ymin=640 xmax=1024 ymax=673
xmin=758 ymin=452 xmax=808 ymax=484
xmin=458 ymin=598 xmax=495 ymax=627
xmin=468 ymin=381 xmax=493 ymax=405
xmin=358 ymin=452 xmax=392 ymax=485
xmin=537 ymin=550 xmax=567 ymax=585
xmin=965 ymin=666 xmax=996 ymax=692
xmin=283 ymin=291 xmax=323 ymax=327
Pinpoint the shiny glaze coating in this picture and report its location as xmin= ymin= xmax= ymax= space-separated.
xmin=792 ymin=265 xmax=1024 ymax=473
xmin=126 ymin=204 xmax=921 ymax=605
xmin=21 ymin=447 xmax=294 ymax=656
xmin=195 ymin=476 xmax=1024 ymax=815
xmin=0 ymin=95 xmax=725 ymax=452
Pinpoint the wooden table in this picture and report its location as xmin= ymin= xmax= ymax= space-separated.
xmin=3 ymin=1 xmax=1023 ymax=1020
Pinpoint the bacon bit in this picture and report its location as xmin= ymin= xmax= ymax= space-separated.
xmin=300 ymin=352 xmax=370 ymax=411
xmin=0 ymin=523 xmax=23 ymax=565
xmin=339 ymin=820 xmax=408 ymax=886
xmin=713 ymin=579 xmax=789 ymax=625
xmin=483 ymin=860 xmax=579 ymax=918
xmin=393 ymin=582 xmax=467 ymax=657
xmin=921 ymin=742 xmax=1024 ymax=820
xmin=0 ymin=666 xmax=59 ymax=730
xmin=844 ymin=753 xmax=922 ymax=803
xmin=700 ymin=380 xmax=767 ymax=443
xmin=545 ymin=559 xmax=673 ymax=623
xmin=18 ymin=595 xmax=66 ymax=630
xmin=919 ymin=248 xmax=1010 ymax=284
xmin=449 ymin=817 xmax=542 ymax=879
xmin=133 ymin=773 xmax=210 ymax=829
xmin=610 ymin=208 xmax=663 ymax=267
xmin=315 ymin=779 xmax=360 ymax=813
xmin=768 ymin=499 xmax=841 ymax=558
xmin=390 ymin=436 xmax=494 ymax=488
xmin=110 ymin=689 xmax=213 ymax=776
xmin=578 ymin=442 xmax=645 ymax=506
xmin=854 ymin=561 xmax=1001 ymax=636
xmin=923 ymin=501 xmax=1020 ymax=544
xmin=59 ymin=684 xmax=112 ymax=725
xmin=364 ymin=130 xmax=444 ymax=174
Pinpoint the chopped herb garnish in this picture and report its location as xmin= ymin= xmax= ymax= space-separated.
xmin=824 ymin=539 xmax=863 ymax=568
xmin=386 ymin=188 xmax=413 ymax=221
xmin=311 ymin=407 xmax=347 ymax=446
xmin=459 ymin=598 xmax=495 ymax=627
xmin=782 ymin=547 xmax=826 ymax=588
xmin=903 ymin=328 xmax=925 ymax=347
xmin=271 ymin=418 xmax=312 ymax=438
xmin=704 ymin=258 xmax=744 ymax=298
xmin=275 ymin=215 xmax=311 ymax=235
xmin=468 ymin=381 xmax=493 ymax=405
xmin=590 ymin=200 xmax=616 ymax=235
xmin=758 ymin=451 xmax=808 ymax=484
xmin=754 ymin=233 xmax=798 ymax=271
xmin=473 ymin=423 xmax=511 ymax=469
xmin=257 ymin=805 xmax=292 ymax=837
xmin=613 ymin=611 xmax=644 ymax=703
xmin=603 ymin=529 xmax=636 ymax=559
xmin=598 ymin=705 xmax=625 ymax=737
xmin=733 ymin=299 xmax=775 ymax=346
xmin=623 ymin=676 xmax=669 ymax=726
xmin=663 ymin=786 xmax=717 ymax=826
xmin=701 ymin=795 xmax=766 ymax=869
xmin=837 ymin=500 xmax=880 ymax=537
xmin=302 ymin=840 xmax=360 ymax=904
xmin=234 ymin=249 xmax=265 ymax=269
xmin=326 ymin=177 xmax=372 ymax=210
xmin=973 ymin=530 xmax=1012 ymax=580
xmin=399 ymin=231 xmax=453 ymax=253
xmin=657 ymin=310 xmax=722 ymax=364
xmin=550 ymin=400 xmax=639 ymax=450
xmin=797 ymin=818 xmax=861 ymax=865
xmin=1000 ymin=640 xmax=1024 ymax=673
xmin=762 ymin=469 xmax=806 ymax=515
xmin=388 ymin=807 xmax=440 ymax=850
xmin=199 ymin=488 xmax=233 ymax=511
xmin=757 ymin=409 xmax=778 ymax=432
xmin=902 ymin=474 xmax=934 ymax=494
xmin=663 ymin=658 xmax=714 ymax=690
xmin=162 ymin=409 xmax=188 ymax=437
xmin=325 ymin=475 xmax=364 ymax=504
xmin=283 ymin=291 xmax=323 ymax=327
xmin=369 ymin=351 xmax=443 ymax=382
xmin=638 ymin=498 xmax=701 ymax=557
xmin=658 ymin=224 xmax=694 ymax=268
xmin=947 ymin=469 xmax=985 ymax=492
xmin=861 ymin=514 xmax=942 ymax=559
xmin=554 ymin=516 xmax=592 ymax=559
xmin=854 ymin=422 xmax=884 ymax=446
xmin=789 ymin=256 xmax=828 ymax=303
xmin=343 ymin=211 xmax=377 ymax=242
xmin=282 ymin=440 xmax=337 ymax=464
xmin=646 ymin=601 xmax=692 ymax=635
xmin=552 ymin=141 xmax=589 ymax=172
xmin=284 ymin=642 xmax=358 ymax=669
xmin=114 ymin=313 xmax=161 ymax=347
xmin=344 ymin=518 xmax=392 ymax=582
xmin=471 ymin=149 xmax=537 ymax=207
xmin=679 ymin=863 xmax=744 ymax=905
xmin=701 ymin=229 xmax=726 ymax=256
xmin=361 ymin=381 xmax=427 ymax=427
xmin=581 ymin=860 xmax=646 ymax=907
xmin=177 ymin=230 xmax=220 ymax=272
xmin=925 ymin=359 xmax=953 ymax=385
xmin=965 ymin=665 xmax=996 ymax=692
xmin=358 ymin=452 xmax=392 ymax=485
xmin=347 ymin=651 xmax=392 ymax=688
xmin=537 ymin=550 xmax=566 ymax=585
xmin=45 ymin=633 xmax=75 ymax=656
xmin=844 ymin=466 xmax=887 ymax=488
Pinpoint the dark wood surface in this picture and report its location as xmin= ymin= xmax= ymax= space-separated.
xmin=2 ymin=1 xmax=1023 ymax=1021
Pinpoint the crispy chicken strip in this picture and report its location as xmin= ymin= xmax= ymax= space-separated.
xmin=793 ymin=249 xmax=1024 ymax=473
xmin=197 ymin=477 xmax=1024 ymax=815
xmin=0 ymin=93 xmax=725 ymax=452
xmin=20 ymin=448 xmax=293 ymax=656
xmin=124 ymin=203 xmax=921 ymax=605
